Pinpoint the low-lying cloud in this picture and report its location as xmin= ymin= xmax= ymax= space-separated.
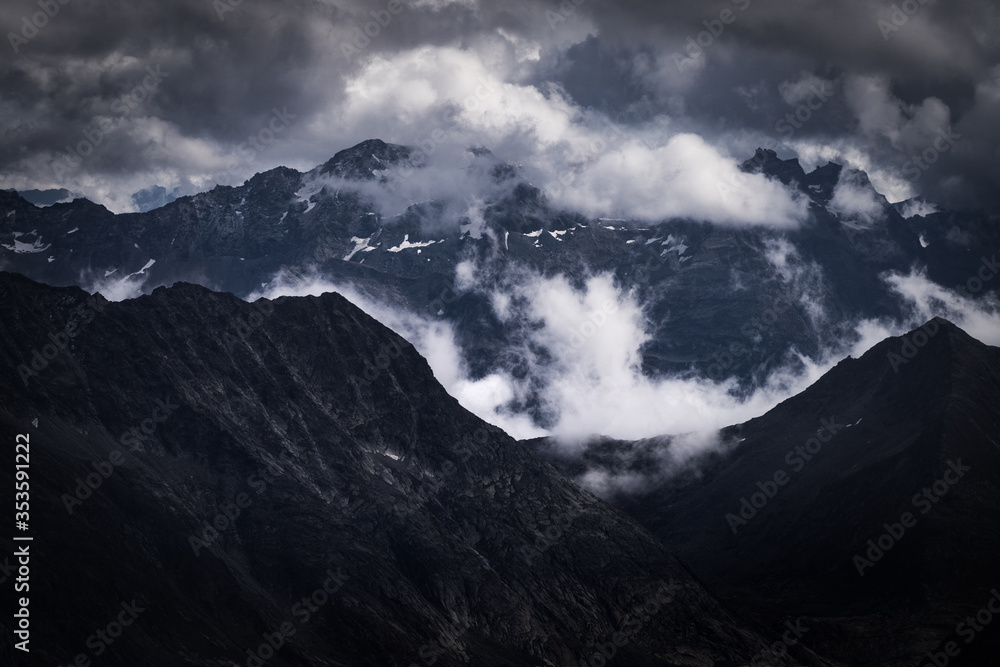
xmin=828 ymin=169 xmax=887 ymax=226
xmin=251 ymin=264 xmax=836 ymax=443
xmin=184 ymin=249 xmax=1000 ymax=497
xmin=546 ymin=133 xmax=809 ymax=227
xmin=884 ymin=269 xmax=1000 ymax=345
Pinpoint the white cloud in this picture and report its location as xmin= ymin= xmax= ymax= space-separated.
xmin=245 ymin=255 xmax=1000 ymax=450
xmin=17 ymin=40 xmax=812 ymax=228
xmin=897 ymin=198 xmax=938 ymax=218
xmin=446 ymin=263 xmax=835 ymax=442
xmin=828 ymin=168 xmax=886 ymax=225
xmin=779 ymin=71 xmax=837 ymax=106
xmin=81 ymin=271 xmax=148 ymax=301
xmin=830 ymin=268 xmax=1000 ymax=361
xmin=844 ymin=74 xmax=954 ymax=153
xmin=326 ymin=45 xmax=809 ymax=228
xmin=249 ymin=264 xmax=839 ymax=442
xmin=884 ymin=269 xmax=1000 ymax=345
xmin=548 ymin=133 xmax=809 ymax=227
xmin=573 ymin=430 xmax=726 ymax=498
xmin=763 ymin=237 xmax=827 ymax=328
xmin=789 ymin=140 xmax=916 ymax=203
xmin=250 ymin=268 xmax=547 ymax=438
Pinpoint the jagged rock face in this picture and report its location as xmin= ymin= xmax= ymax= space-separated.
xmin=318 ymin=138 xmax=415 ymax=180
xmin=533 ymin=318 xmax=1000 ymax=666
xmin=1 ymin=141 xmax=997 ymax=396
xmin=741 ymin=148 xmax=809 ymax=186
xmin=0 ymin=271 xmax=794 ymax=667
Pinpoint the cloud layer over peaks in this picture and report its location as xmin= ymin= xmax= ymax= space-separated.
xmin=2 ymin=0 xmax=998 ymax=215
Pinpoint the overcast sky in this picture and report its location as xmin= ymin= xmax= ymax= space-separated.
xmin=1 ymin=0 xmax=998 ymax=214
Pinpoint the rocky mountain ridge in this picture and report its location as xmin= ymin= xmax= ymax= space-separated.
xmin=531 ymin=317 xmax=1000 ymax=666
xmin=0 ymin=270 xmax=811 ymax=667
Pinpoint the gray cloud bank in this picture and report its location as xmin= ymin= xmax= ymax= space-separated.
xmin=0 ymin=0 xmax=997 ymax=215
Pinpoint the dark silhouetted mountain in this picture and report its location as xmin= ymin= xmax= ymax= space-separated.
xmin=532 ymin=318 xmax=1000 ymax=666
xmin=741 ymin=148 xmax=807 ymax=187
xmin=0 ymin=271 xmax=809 ymax=667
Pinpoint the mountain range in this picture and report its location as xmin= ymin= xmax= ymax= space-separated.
xmin=1 ymin=271 xmax=809 ymax=667
xmin=532 ymin=317 xmax=1000 ymax=666
xmin=2 ymin=141 xmax=997 ymax=411
xmin=2 ymin=272 xmax=998 ymax=665
xmin=2 ymin=139 xmax=999 ymax=666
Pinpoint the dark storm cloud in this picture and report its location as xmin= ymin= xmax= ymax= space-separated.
xmin=0 ymin=0 xmax=997 ymax=212
xmin=560 ymin=0 xmax=1000 ymax=208
xmin=0 ymin=0 xmax=548 ymax=202
xmin=578 ymin=0 xmax=998 ymax=81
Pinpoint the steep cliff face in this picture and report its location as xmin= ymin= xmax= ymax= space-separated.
xmin=0 ymin=272 xmax=799 ymax=667
xmin=533 ymin=318 xmax=1000 ymax=666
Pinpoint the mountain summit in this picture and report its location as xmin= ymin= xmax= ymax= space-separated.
xmin=317 ymin=138 xmax=414 ymax=180
xmin=0 ymin=271 xmax=785 ymax=666
xmin=536 ymin=318 xmax=1000 ymax=665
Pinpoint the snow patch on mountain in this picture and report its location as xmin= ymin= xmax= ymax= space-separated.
xmin=2 ymin=231 xmax=50 ymax=254
xmin=344 ymin=236 xmax=377 ymax=261
xmin=387 ymin=234 xmax=440 ymax=252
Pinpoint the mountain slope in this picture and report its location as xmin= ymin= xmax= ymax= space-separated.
xmin=0 ymin=271 xmax=804 ymax=667
xmin=534 ymin=318 xmax=1000 ymax=665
